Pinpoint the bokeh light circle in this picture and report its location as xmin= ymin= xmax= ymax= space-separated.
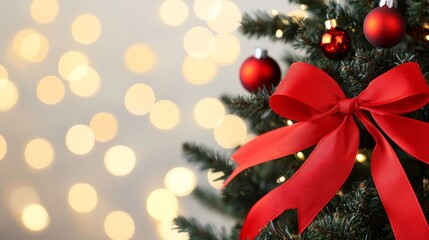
xmin=13 ymin=29 xmax=49 ymax=62
xmin=214 ymin=115 xmax=247 ymax=149
xmin=0 ymin=79 xmax=18 ymax=111
xmin=125 ymin=44 xmax=156 ymax=73
xmin=37 ymin=75 xmax=65 ymax=105
xmin=207 ymin=1 xmax=241 ymax=33
xmin=150 ymin=100 xmax=180 ymax=130
xmin=182 ymin=55 xmax=217 ymax=85
xmin=58 ymin=51 xmax=89 ymax=81
xmin=104 ymin=145 xmax=136 ymax=176
xmin=124 ymin=83 xmax=156 ymax=116
xmin=89 ymin=112 xmax=118 ymax=142
xmin=21 ymin=204 xmax=50 ymax=231
xmin=210 ymin=33 xmax=240 ymax=65
xmin=183 ymin=26 xmax=214 ymax=58
xmin=68 ymin=66 xmax=101 ymax=97
xmin=146 ymin=188 xmax=178 ymax=221
xmin=31 ymin=0 xmax=59 ymax=24
xmin=104 ymin=211 xmax=135 ymax=240
xmin=0 ymin=135 xmax=6 ymax=160
xmin=65 ymin=124 xmax=95 ymax=155
xmin=72 ymin=14 xmax=101 ymax=44
xmin=160 ymin=0 xmax=189 ymax=26
xmin=193 ymin=0 xmax=218 ymax=21
xmin=164 ymin=167 xmax=197 ymax=197
xmin=24 ymin=138 xmax=54 ymax=169
xmin=194 ymin=98 xmax=225 ymax=128
xmin=68 ymin=183 xmax=98 ymax=213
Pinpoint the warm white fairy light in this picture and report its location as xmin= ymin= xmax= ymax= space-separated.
xmin=356 ymin=152 xmax=367 ymax=163
xmin=296 ymin=152 xmax=305 ymax=160
xmin=275 ymin=29 xmax=284 ymax=38
xmin=276 ymin=176 xmax=286 ymax=184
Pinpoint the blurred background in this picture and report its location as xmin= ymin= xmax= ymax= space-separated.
xmin=0 ymin=1 xmax=297 ymax=239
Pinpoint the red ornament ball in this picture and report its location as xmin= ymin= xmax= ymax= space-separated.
xmin=363 ymin=6 xmax=406 ymax=48
xmin=320 ymin=19 xmax=352 ymax=59
xmin=239 ymin=49 xmax=281 ymax=92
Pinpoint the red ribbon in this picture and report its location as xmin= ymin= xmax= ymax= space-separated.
xmin=224 ymin=62 xmax=429 ymax=240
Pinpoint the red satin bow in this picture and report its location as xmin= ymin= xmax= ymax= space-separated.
xmin=224 ymin=62 xmax=429 ymax=240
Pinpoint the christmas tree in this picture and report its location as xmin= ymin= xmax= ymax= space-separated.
xmin=175 ymin=0 xmax=429 ymax=239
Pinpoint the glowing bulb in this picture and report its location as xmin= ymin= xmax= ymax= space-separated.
xmin=214 ymin=115 xmax=247 ymax=149
xmin=150 ymin=100 xmax=180 ymax=130
xmin=356 ymin=153 xmax=367 ymax=163
xmin=125 ymin=44 xmax=156 ymax=73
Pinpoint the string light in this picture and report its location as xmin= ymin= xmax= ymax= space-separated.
xmin=356 ymin=152 xmax=367 ymax=163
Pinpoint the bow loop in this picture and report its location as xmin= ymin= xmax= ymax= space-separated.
xmin=269 ymin=62 xmax=345 ymax=121
xmin=359 ymin=62 xmax=429 ymax=114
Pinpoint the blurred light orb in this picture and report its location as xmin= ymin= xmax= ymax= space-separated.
xmin=182 ymin=55 xmax=217 ymax=85
xmin=183 ymin=26 xmax=214 ymax=58
xmin=124 ymin=83 xmax=156 ymax=116
xmin=13 ymin=29 xmax=49 ymax=62
xmin=125 ymin=44 xmax=156 ymax=73
xmin=31 ymin=0 xmax=59 ymax=24
xmin=214 ymin=115 xmax=247 ymax=149
xmin=0 ymin=64 xmax=9 ymax=80
xmin=68 ymin=183 xmax=98 ymax=213
xmin=164 ymin=167 xmax=197 ymax=197
xmin=210 ymin=33 xmax=240 ymax=65
xmin=194 ymin=98 xmax=225 ymax=128
xmin=146 ymin=188 xmax=178 ymax=221
xmin=104 ymin=145 xmax=136 ymax=176
xmin=37 ymin=75 xmax=65 ymax=105
xmin=24 ymin=138 xmax=54 ymax=169
xmin=356 ymin=153 xmax=367 ymax=163
xmin=68 ymin=66 xmax=100 ymax=97
xmin=72 ymin=14 xmax=101 ymax=44
xmin=21 ymin=204 xmax=50 ymax=231
xmin=58 ymin=51 xmax=89 ymax=81
xmin=0 ymin=135 xmax=6 ymax=160
xmin=89 ymin=112 xmax=118 ymax=142
xmin=158 ymin=219 xmax=189 ymax=240
xmin=193 ymin=0 xmax=218 ymax=21
xmin=66 ymin=124 xmax=95 ymax=155
xmin=207 ymin=170 xmax=224 ymax=189
xmin=0 ymin=79 xmax=18 ymax=111
xmin=104 ymin=211 xmax=135 ymax=240
xmin=150 ymin=100 xmax=180 ymax=130
xmin=160 ymin=0 xmax=189 ymax=26
xmin=9 ymin=186 xmax=40 ymax=213
xmin=207 ymin=1 xmax=241 ymax=33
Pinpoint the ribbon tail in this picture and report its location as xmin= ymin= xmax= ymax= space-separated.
xmin=372 ymin=112 xmax=429 ymax=164
xmin=224 ymin=114 xmax=343 ymax=186
xmin=357 ymin=112 xmax=429 ymax=240
xmin=239 ymin=116 xmax=358 ymax=240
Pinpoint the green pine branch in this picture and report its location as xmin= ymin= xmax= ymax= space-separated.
xmin=182 ymin=142 xmax=233 ymax=178
xmin=173 ymin=216 xmax=233 ymax=240
xmin=220 ymin=88 xmax=287 ymax=134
